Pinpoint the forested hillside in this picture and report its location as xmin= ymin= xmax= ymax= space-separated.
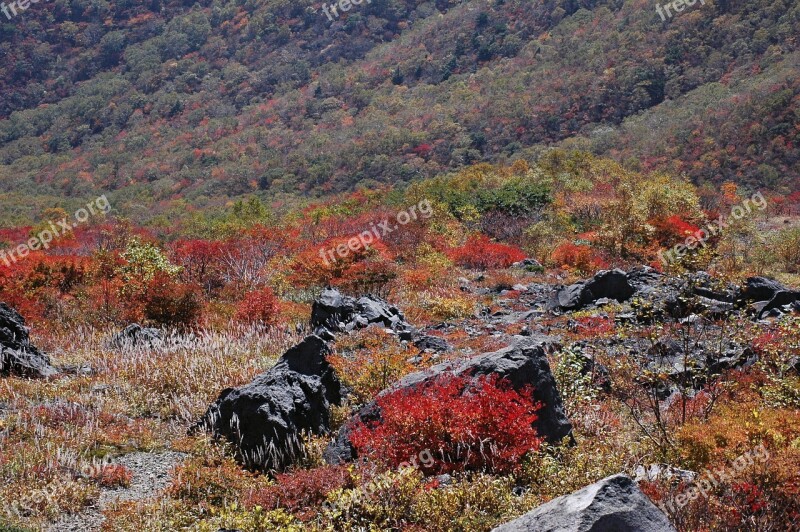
xmin=0 ymin=0 xmax=799 ymax=223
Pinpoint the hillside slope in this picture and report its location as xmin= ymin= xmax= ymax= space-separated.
xmin=0 ymin=0 xmax=798 ymax=222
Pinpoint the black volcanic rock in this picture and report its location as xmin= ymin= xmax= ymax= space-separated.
xmin=109 ymin=323 xmax=163 ymax=348
xmin=311 ymin=288 xmax=413 ymax=336
xmin=549 ymin=269 xmax=635 ymax=311
xmin=192 ymin=335 xmax=343 ymax=471
xmin=0 ymin=303 xmax=57 ymax=379
xmin=491 ymin=474 xmax=676 ymax=532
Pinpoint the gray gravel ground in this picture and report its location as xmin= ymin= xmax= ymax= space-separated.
xmin=46 ymin=451 xmax=186 ymax=532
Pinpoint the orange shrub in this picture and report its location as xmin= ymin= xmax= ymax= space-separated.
xmin=447 ymin=234 xmax=526 ymax=270
xmin=235 ymin=287 xmax=280 ymax=325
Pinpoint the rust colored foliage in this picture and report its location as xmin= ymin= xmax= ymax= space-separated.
xmin=551 ymin=242 xmax=608 ymax=272
xmin=92 ymin=464 xmax=133 ymax=488
xmin=447 ymin=234 xmax=526 ymax=269
xmin=235 ymin=286 xmax=280 ymax=325
xmin=350 ymin=374 xmax=542 ymax=475
xmin=244 ymin=465 xmax=354 ymax=521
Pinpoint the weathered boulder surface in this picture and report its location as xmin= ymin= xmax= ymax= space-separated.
xmin=192 ymin=335 xmax=343 ymax=471
xmin=491 ymin=474 xmax=676 ymax=532
xmin=311 ymin=288 xmax=414 ymax=339
xmin=109 ymin=323 xmax=163 ymax=348
xmin=325 ymin=335 xmax=572 ymax=464
xmin=549 ymin=269 xmax=636 ymax=312
xmin=0 ymin=303 xmax=57 ymax=379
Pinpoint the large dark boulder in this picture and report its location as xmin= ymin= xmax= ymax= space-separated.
xmin=549 ymin=270 xmax=635 ymax=312
xmin=192 ymin=335 xmax=343 ymax=471
xmin=325 ymin=335 xmax=572 ymax=464
xmin=492 ymin=474 xmax=676 ymax=532
xmin=0 ymin=303 xmax=57 ymax=379
xmin=743 ymin=277 xmax=787 ymax=302
xmin=311 ymin=288 xmax=413 ymax=338
xmin=756 ymin=290 xmax=800 ymax=319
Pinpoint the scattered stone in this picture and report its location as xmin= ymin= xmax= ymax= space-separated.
xmin=491 ymin=474 xmax=676 ymax=532
xmin=193 ymin=335 xmax=343 ymax=471
xmin=513 ymin=258 xmax=544 ymax=271
xmin=743 ymin=277 xmax=787 ymax=302
xmin=311 ymin=288 xmax=414 ymax=337
xmin=548 ymin=269 xmax=635 ymax=312
xmin=0 ymin=302 xmax=57 ymax=379
xmin=413 ymin=335 xmax=452 ymax=353
xmin=634 ymin=463 xmax=697 ymax=483
xmin=109 ymin=323 xmax=162 ymax=349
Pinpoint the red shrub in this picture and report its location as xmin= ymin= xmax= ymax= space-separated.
xmin=244 ymin=465 xmax=354 ymax=521
xmin=651 ymin=215 xmax=702 ymax=246
xmin=350 ymin=374 xmax=542 ymax=475
xmin=92 ymin=464 xmax=133 ymax=488
xmin=140 ymin=272 xmax=204 ymax=327
xmin=235 ymin=287 xmax=280 ymax=325
xmin=551 ymin=242 xmax=608 ymax=272
xmin=448 ymin=234 xmax=526 ymax=270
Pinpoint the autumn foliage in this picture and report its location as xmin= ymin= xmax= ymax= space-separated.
xmin=234 ymin=286 xmax=280 ymax=325
xmin=447 ymin=234 xmax=526 ymax=270
xmin=350 ymin=374 xmax=542 ymax=475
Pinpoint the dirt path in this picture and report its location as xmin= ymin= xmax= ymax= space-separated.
xmin=47 ymin=451 xmax=186 ymax=532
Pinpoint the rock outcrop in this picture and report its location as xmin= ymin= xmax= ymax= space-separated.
xmin=192 ymin=335 xmax=343 ymax=471
xmin=549 ymin=269 xmax=636 ymax=312
xmin=311 ymin=288 xmax=414 ymax=339
xmin=0 ymin=303 xmax=57 ymax=379
xmin=491 ymin=474 xmax=676 ymax=532
xmin=325 ymin=335 xmax=572 ymax=464
xmin=109 ymin=323 xmax=163 ymax=348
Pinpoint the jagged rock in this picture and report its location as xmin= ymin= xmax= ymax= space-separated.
xmin=413 ymin=335 xmax=452 ymax=353
xmin=757 ymin=290 xmax=800 ymax=319
xmin=0 ymin=303 xmax=57 ymax=379
xmin=325 ymin=335 xmax=571 ymax=464
xmin=311 ymin=288 xmax=413 ymax=337
xmin=109 ymin=323 xmax=162 ymax=348
xmin=743 ymin=277 xmax=787 ymax=302
xmin=492 ymin=474 xmax=676 ymax=532
xmin=513 ymin=258 xmax=544 ymax=271
xmin=644 ymin=337 xmax=756 ymax=396
xmin=192 ymin=335 xmax=343 ymax=471
xmin=634 ymin=463 xmax=697 ymax=483
xmin=549 ymin=269 xmax=635 ymax=312
xmin=626 ymin=266 xmax=663 ymax=294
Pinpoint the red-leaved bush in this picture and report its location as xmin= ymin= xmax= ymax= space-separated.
xmin=550 ymin=242 xmax=608 ymax=272
xmin=244 ymin=465 xmax=354 ymax=521
xmin=350 ymin=374 xmax=542 ymax=475
xmin=448 ymin=234 xmax=526 ymax=269
xmin=235 ymin=287 xmax=280 ymax=325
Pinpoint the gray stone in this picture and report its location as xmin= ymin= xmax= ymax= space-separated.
xmin=492 ymin=474 xmax=676 ymax=532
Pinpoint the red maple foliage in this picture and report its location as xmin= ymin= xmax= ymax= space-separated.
xmin=235 ymin=286 xmax=280 ymax=325
xmin=448 ymin=234 xmax=526 ymax=270
xmin=350 ymin=374 xmax=542 ymax=475
xmin=551 ymin=242 xmax=608 ymax=272
xmin=244 ymin=465 xmax=354 ymax=521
